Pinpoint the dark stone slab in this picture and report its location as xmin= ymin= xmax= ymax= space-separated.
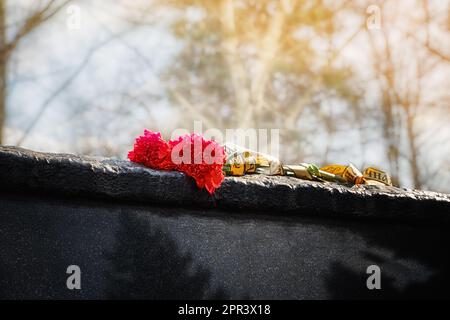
xmin=1 ymin=146 xmax=450 ymax=299
xmin=1 ymin=146 xmax=449 ymax=222
xmin=1 ymin=192 xmax=449 ymax=299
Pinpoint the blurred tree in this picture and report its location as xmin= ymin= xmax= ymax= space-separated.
xmin=0 ymin=0 xmax=71 ymax=144
xmin=360 ymin=0 xmax=450 ymax=189
xmin=1 ymin=0 xmax=446 ymax=192
xmin=157 ymin=0 xmax=361 ymax=162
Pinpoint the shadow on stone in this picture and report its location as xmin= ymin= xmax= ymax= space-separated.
xmin=0 ymin=202 xmax=75 ymax=299
xmin=325 ymin=223 xmax=450 ymax=299
xmin=104 ymin=213 xmax=228 ymax=299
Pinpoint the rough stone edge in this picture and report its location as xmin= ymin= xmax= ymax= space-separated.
xmin=1 ymin=146 xmax=449 ymax=222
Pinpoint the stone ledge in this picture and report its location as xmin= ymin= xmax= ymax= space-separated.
xmin=1 ymin=146 xmax=449 ymax=222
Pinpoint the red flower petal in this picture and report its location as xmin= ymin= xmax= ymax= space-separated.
xmin=129 ymin=130 xmax=226 ymax=194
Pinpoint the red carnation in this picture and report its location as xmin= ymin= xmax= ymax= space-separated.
xmin=128 ymin=130 xmax=226 ymax=194
xmin=128 ymin=130 xmax=176 ymax=170
xmin=169 ymin=134 xmax=225 ymax=194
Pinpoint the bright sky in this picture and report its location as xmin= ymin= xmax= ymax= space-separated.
xmin=4 ymin=0 xmax=450 ymax=192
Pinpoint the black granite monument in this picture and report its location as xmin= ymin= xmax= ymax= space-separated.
xmin=0 ymin=146 xmax=449 ymax=299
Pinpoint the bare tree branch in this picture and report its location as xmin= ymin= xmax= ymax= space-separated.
xmin=1 ymin=0 xmax=72 ymax=61
xmin=16 ymin=32 xmax=127 ymax=146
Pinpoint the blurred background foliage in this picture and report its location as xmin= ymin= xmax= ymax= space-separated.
xmin=0 ymin=0 xmax=449 ymax=192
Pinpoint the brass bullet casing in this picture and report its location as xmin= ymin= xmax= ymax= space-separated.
xmin=321 ymin=164 xmax=392 ymax=186
xmin=283 ymin=163 xmax=348 ymax=184
xmin=222 ymin=143 xmax=282 ymax=176
xmin=362 ymin=167 xmax=393 ymax=186
xmin=320 ymin=164 xmax=363 ymax=184
xmin=282 ymin=164 xmax=315 ymax=180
